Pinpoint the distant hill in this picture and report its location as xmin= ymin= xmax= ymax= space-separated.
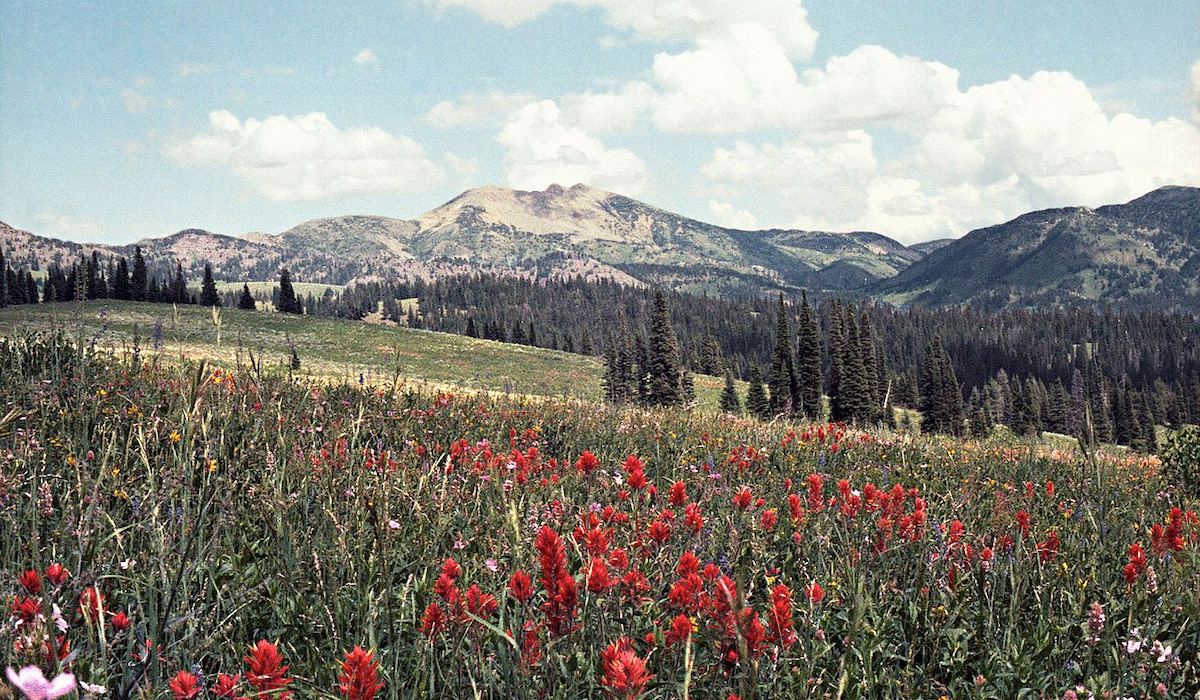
xmin=1 ymin=183 xmax=922 ymax=296
xmin=874 ymin=186 xmax=1200 ymax=311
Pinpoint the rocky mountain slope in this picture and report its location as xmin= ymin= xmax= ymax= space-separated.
xmin=874 ymin=186 xmax=1200 ymax=311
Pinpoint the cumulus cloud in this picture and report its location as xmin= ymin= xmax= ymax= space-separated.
xmin=422 ymin=0 xmax=818 ymax=59
xmin=163 ymin=111 xmax=447 ymax=202
xmin=425 ymin=90 xmax=538 ymax=128
xmin=707 ymin=200 xmax=757 ymax=229
xmin=497 ymin=99 xmax=649 ymax=194
xmin=1189 ymin=58 xmax=1200 ymax=121
xmin=559 ymin=82 xmax=653 ymax=134
xmin=353 ymin=49 xmax=379 ymax=66
xmin=34 ymin=211 xmax=105 ymax=241
xmin=701 ymin=72 xmax=1200 ymax=242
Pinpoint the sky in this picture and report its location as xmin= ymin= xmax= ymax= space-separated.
xmin=1 ymin=1 xmax=1199 ymax=245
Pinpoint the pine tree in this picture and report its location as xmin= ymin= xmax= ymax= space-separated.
xmin=131 ymin=247 xmax=147 ymax=301
xmin=200 ymin=263 xmax=221 ymax=307
xmin=826 ymin=301 xmax=846 ymax=420
xmin=719 ymin=371 xmax=742 ymax=414
xmin=277 ymin=268 xmax=301 ymax=314
xmin=646 ymin=290 xmax=682 ymax=406
xmin=858 ymin=311 xmax=880 ymax=421
xmin=795 ymin=291 xmax=822 ymax=418
xmin=237 ymin=283 xmax=256 ymax=310
xmin=24 ymin=272 xmax=37 ymax=305
xmin=170 ymin=263 xmax=188 ymax=304
xmin=745 ymin=364 xmax=769 ymax=419
xmin=968 ymin=387 xmax=994 ymax=438
xmin=74 ymin=261 xmax=89 ymax=302
xmin=111 ymin=258 xmax=131 ymax=300
xmin=837 ymin=311 xmax=871 ymax=423
xmin=767 ymin=294 xmax=796 ymax=415
xmin=920 ymin=335 xmax=964 ymax=435
xmin=0 ymin=250 xmax=8 ymax=307
xmin=465 ymin=318 xmax=477 ymax=338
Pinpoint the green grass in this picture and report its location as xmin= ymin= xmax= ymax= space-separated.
xmin=0 ymin=300 xmax=737 ymax=410
xmin=214 ymin=280 xmax=345 ymax=297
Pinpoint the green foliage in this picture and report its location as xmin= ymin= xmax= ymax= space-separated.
xmin=1163 ymin=426 xmax=1200 ymax=492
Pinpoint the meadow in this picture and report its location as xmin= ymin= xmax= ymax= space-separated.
xmin=0 ymin=332 xmax=1196 ymax=699
xmin=0 ymin=301 xmax=736 ymax=411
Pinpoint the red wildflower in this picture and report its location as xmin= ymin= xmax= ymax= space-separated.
xmin=676 ymin=552 xmax=700 ymax=578
xmin=647 ymin=519 xmax=672 ymax=543
xmin=1015 ymin=510 xmax=1031 ymax=538
xmin=79 ymin=587 xmax=105 ymax=623
xmin=421 ymin=602 xmax=446 ymax=637
xmin=1037 ymin=531 xmax=1059 ymax=562
xmin=18 ymin=570 xmax=41 ymax=595
xmin=609 ymin=548 xmax=629 ymax=570
xmin=684 ymin=503 xmax=705 ymax=533
xmin=440 ymin=558 xmax=461 ymax=581
xmin=10 ymin=596 xmax=41 ymax=623
xmin=1045 ymin=480 xmax=1055 ymax=499
xmin=759 ymin=508 xmax=778 ymax=530
xmin=805 ymin=581 xmax=825 ymax=604
xmin=807 ymin=474 xmax=824 ymax=512
xmin=669 ymin=481 xmax=687 ymax=506
xmin=244 ymin=640 xmax=293 ymax=699
xmin=212 ymin=674 xmax=241 ymax=699
xmin=337 ymin=647 xmax=384 ymax=700
xmin=111 ymin=611 xmax=131 ymax=631
xmin=665 ymin=614 xmax=693 ymax=646
xmin=464 ymin=585 xmax=499 ymax=618
xmin=586 ymin=558 xmax=613 ymax=593
xmin=45 ymin=563 xmax=68 ymax=586
xmin=733 ymin=487 xmax=753 ymax=510
xmin=508 ymin=570 xmax=534 ymax=604
xmin=765 ymin=584 xmax=796 ymax=647
xmin=600 ymin=639 xmax=654 ymax=700
xmin=169 ymin=671 xmax=201 ymax=700
xmin=575 ymin=451 xmax=600 ymax=476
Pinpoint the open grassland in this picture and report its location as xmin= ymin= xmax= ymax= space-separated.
xmin=0 ymin=335 xmax=1195 ymax=699
xmin=0 ymin=301 xmax=735 ymax=410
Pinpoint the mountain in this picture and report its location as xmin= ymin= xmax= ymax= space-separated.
xmin=874 ymin=186 xmax=1200 ymax=311
xmin=3 ymin=183 xmax=923 ymax=295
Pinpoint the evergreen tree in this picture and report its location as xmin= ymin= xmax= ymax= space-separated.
xmin=111 ymin=258 xmax=131 ymax=300
xmin=835 ymin=311 xmax=871 ymax=423
xmin=968 ymin=387 xmax=994 ymax=438
xmin=0 ymin=250 xmax=8 ymax=307
xmin=200 ymin=263 xmax=221 ymax=307
xmin=795 ymin=291 xmax=823 ymax=418
xmin=131 ymin=247 xmax=147 ymax=301
xmin=920 ymin=335 xmax=964 ymax=435
xmin=826 ymin=301 xmax=846 ymax=419
xmin=646 ymin=290 xmax=682 ymax=406
xmin=858 ymin=311 xmax=881 ymax=421
xmin=170 ymin=263 xmax=188 ymax=304
xmin=745 ymin=365 xmax=769 ymax=419
xmin=465 ymin=317 xmax=477 ymax=338
xmin=237 ymin=283 xmax=256 ymax=310
xmin=24 ymin=272 xmax=36 ymax=305
xmin=73 ymin=262 xmax=88 ymax=302
xmin=680 ymin=370 xmax=696 ymax=405
xmin=719 ymin=371 xmax=742 ymax=414
xmin=767 ymin=294 xmax=796 ymax=415
xmin=277 ymin=268 xmax=301 ymax=314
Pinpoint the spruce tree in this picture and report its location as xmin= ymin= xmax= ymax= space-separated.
xmin=719 ymin=371 xmax=742 ymax=415
xmin=24 ymin=273 xmax=37 ymax=306
xmin=826 ymin=301 xmax=846 ymax=420
xmin=646 ymin=290 xmax=682 ymax=406
xmin=131 ymin=247 xmax=147 ymax=301
xmin=465 ymin=318 xmax=477 ymax=338
xmin=74 ymin=262 xmax=88 ymax=302
xmin=767 ymin=294 xmax=796 ymax=415
xmin=795 ymin=291 xmax=823 ymax=418
xmin=837 ymin=311 xmax=871 ymax=423
xmin=0 ymin=250 xmax=8 ymax=307
xmin=111 ymin=258 xmax=131 ymax=300
xmin=277 ymin=268 xmax=301 ymax=314
xmin=237 ymin=283 xmax=256 ymax=310
xmin=200 ymin=263 xmax=221 ymax=307
xmin=170 ymin=263 xmax=188 ymax=304
xmin=745 ymin=364 xmax=769 ymax=419
xmin=858 ymin=311 xmax=881 ymax=421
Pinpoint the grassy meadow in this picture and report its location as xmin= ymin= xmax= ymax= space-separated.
xmin=0 ymin=332 xmax=1196 ymax=699
xmin=0 ymin=301 xmax=736 ymax=410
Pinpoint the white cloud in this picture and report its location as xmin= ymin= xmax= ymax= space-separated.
xmin=1188 ymin=58 xmax=1200 ymax=122
xmin=163 ymin=111 xmax=447 ymax=202
xmin=422 ymin=0 xmax=818 ymax=59
xmin=559 ymin=81 xmax=653 ymax=134
xmin=424 ymin=90 xmax=538 ymax=128
xmin=497 ymin=99 xmax=649 ymax=194
xmin=701 ymin=70 xmax=1200 ymax=242
xmin=707 ymin=200 xmax=757 ymax=229
xmin=119 ymin=89 xmax=152 ymax=114
xmin=178 ymin=63 xmax=219 ymax=77
xmin=34 ymin=212 xmax=105 ymax=241
xmin=353 ymin=49 xmax=379 ymax=66
xmin=262 ymin=65 xmax=296 ymax=76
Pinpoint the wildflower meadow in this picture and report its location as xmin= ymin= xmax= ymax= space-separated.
xmin=1 ymin=334 xmax=1197 ymax=699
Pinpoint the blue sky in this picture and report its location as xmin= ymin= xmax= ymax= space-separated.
xmin=2 ymin=1 xmax=1198 ymax=244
